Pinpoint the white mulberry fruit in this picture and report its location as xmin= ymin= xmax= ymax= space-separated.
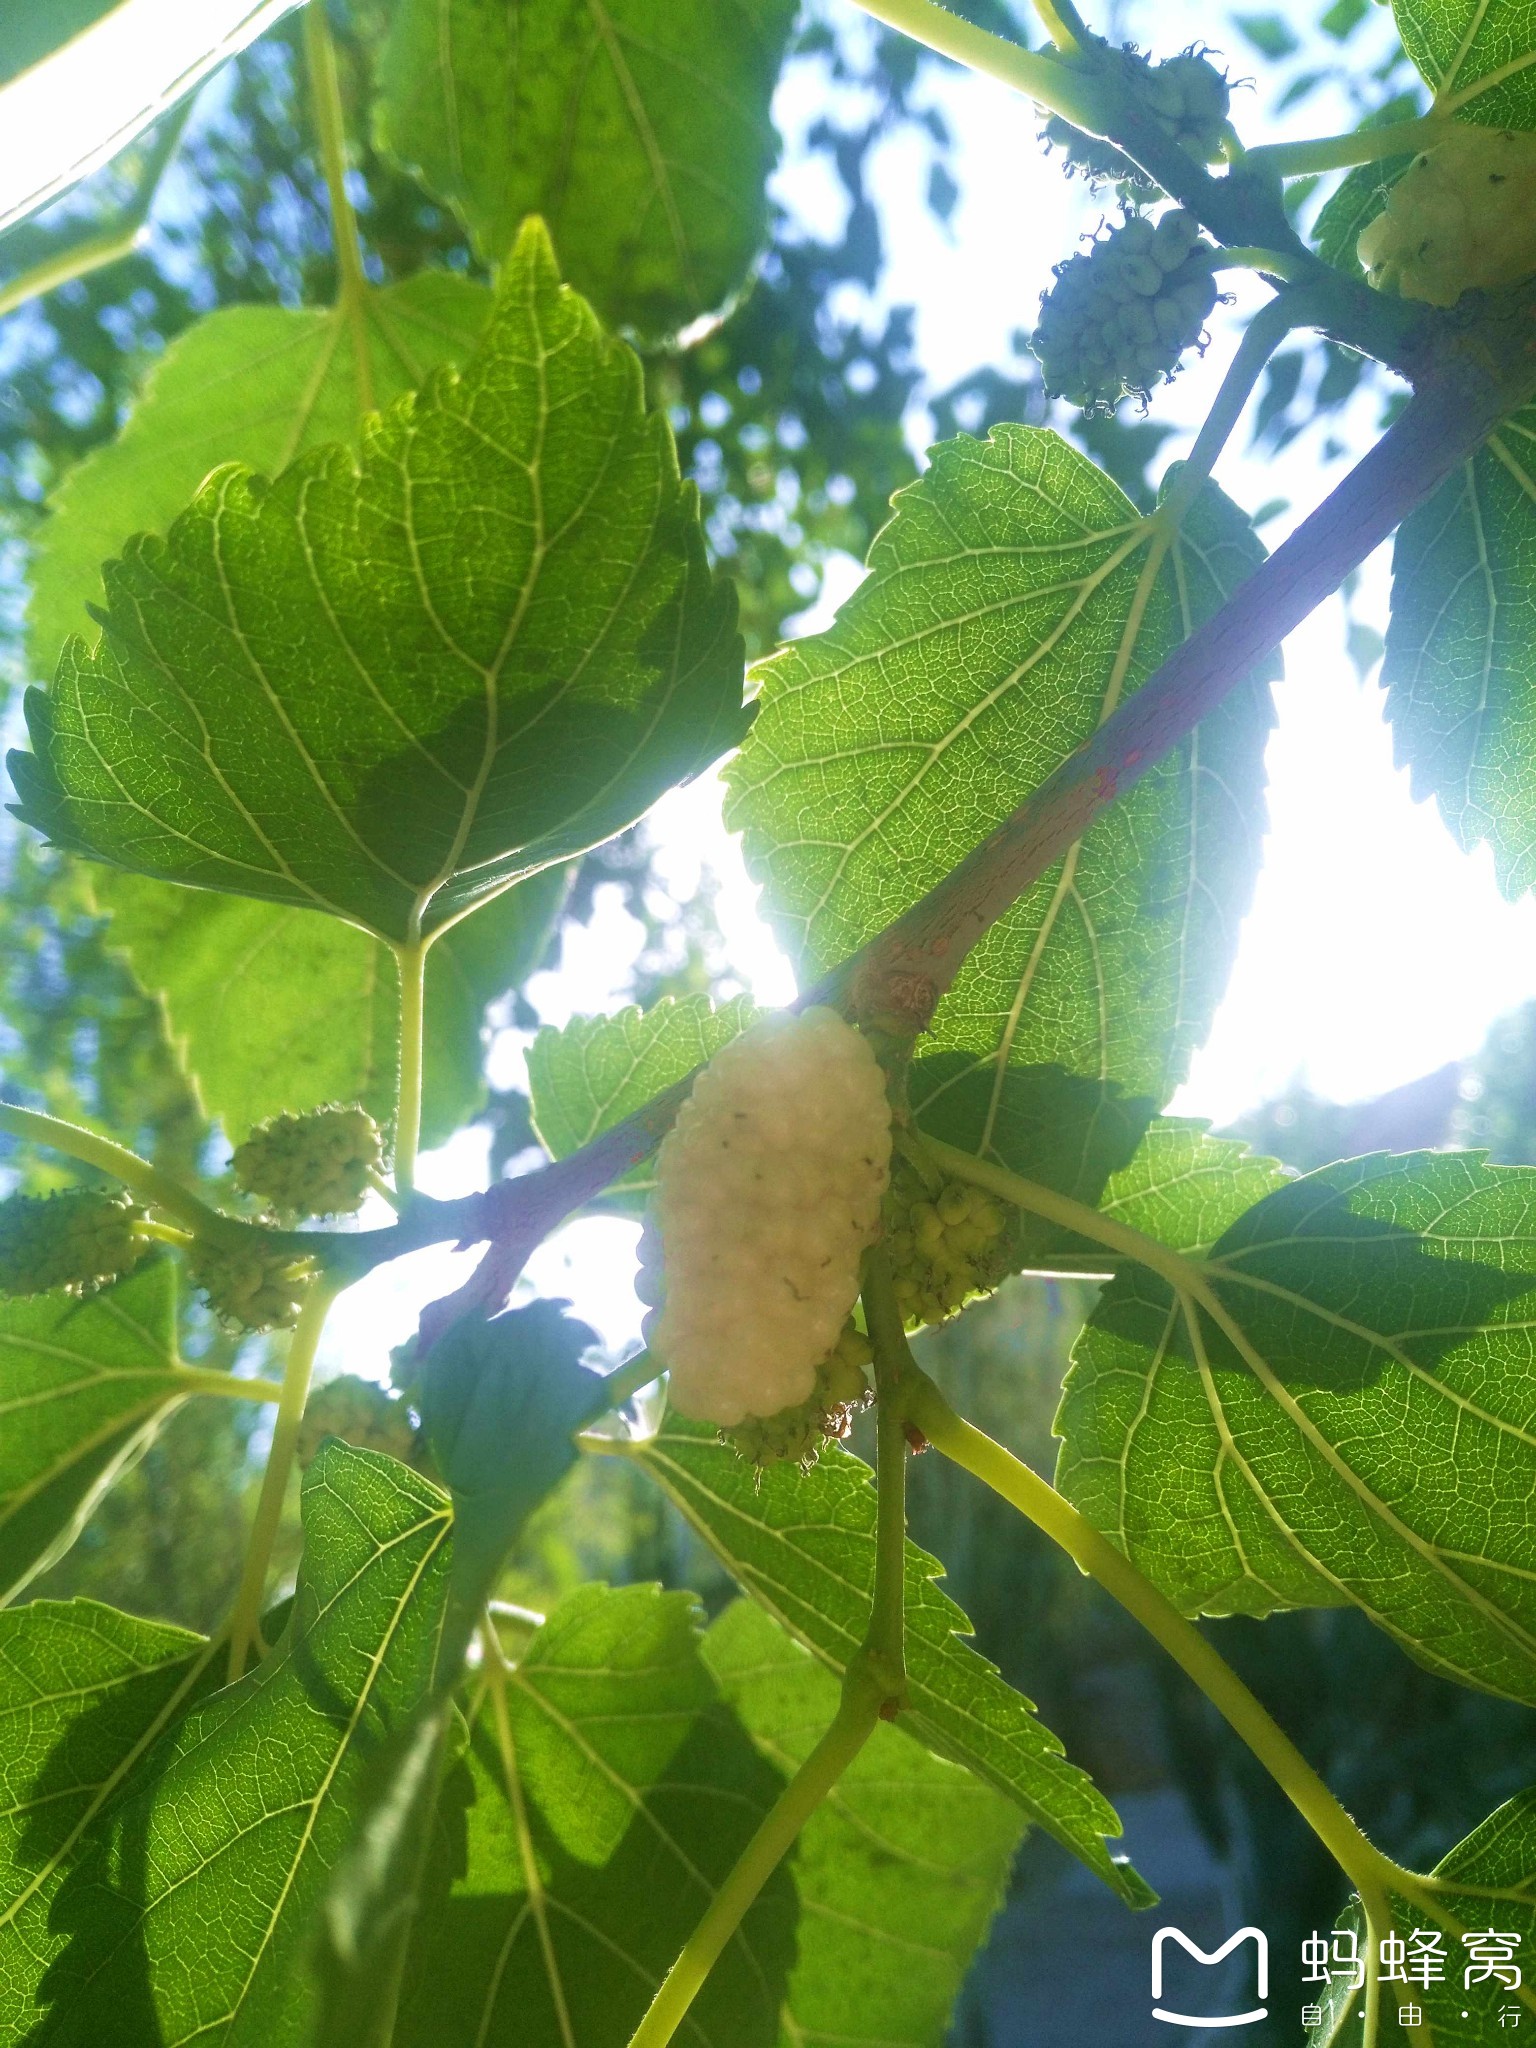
xmin=725 ymin=1323 xmax=873 ymax=1470
xmin=231 ymin=1105 xmax=382 ymax=1219
xmin=1358 ymin=126 xmax=1536 ymax=307
xmin=638 ymin=1008 xmax=892 ymax=1427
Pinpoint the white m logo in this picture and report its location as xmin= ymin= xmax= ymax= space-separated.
xmin=1151 ymin=1925 xmax=1269 ymax=2028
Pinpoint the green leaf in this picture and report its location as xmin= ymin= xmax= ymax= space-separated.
xmin=724 ymin=433 xmax=1275 ymax=1111
xmin=1057 ymin=1150 xmax=1536 ymax=1700
xmin=1394 ymin=0 xmax=1536 ymax=125
xmin=527 ymin=992 xmax=759 ymax=1208
xmin=13 ymin=1443 xmax=452 ymax=2044
xmin=0 ymin=1260 xmax=216 ymax=1604
xmin=375 ymin=0 xmax=798 ymax=342
xmin=11 ymin=218 xmax=746 ymax=945
xmin=1097 ymin=1117 xmax=1290 ymax=1250
xmin=626 ymin=1415 xmax=1151 ymax=1905
xmin=95 ymin=860 xmax=568 ymax=1145
xmin=25 ymin=272 xmax=554 ymax=1142
xmin=908 ymin=1054 xmax=1154 ymax=1227
xmin=412 ymin=1300 xmax=602 ymax=1665
xmin=1308 ymin=1787 xmax=1536 ymax=2043
xmin=704 ymin=1599 xmax=1023 ymax=2048
xmin=0 ymin=1598 xmax=220 ymax=2028
xmin=1383 ymin=404 xmax=1536 ymax=897
xmin=28 ymin=273 xmax=494 ymax=684
xmin=396 ymin=1582 xmax=795 ymax=2048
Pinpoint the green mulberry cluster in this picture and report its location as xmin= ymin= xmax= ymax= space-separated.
xmin=231 ymin=1105 xmax=382 ymax=1219
xmin=1133 ymin=47 xmax=1231 ymax=162
xmin=0 ymin=1189 xmax=147 ymax=1297
xmin=724 ymin=1324 xmax=873 ymax=1471
xmin=1033 ymin=210 xmax=1217 ymax=411
xmin=886 ymin=1158 xmax=1011 ymax=1330
xmin=297 ymin=1374 xmax=417 ymax=1469
xmin=1042 ymin=46 xmax=1230 ymax=185
xmin=187 ymin=1237 xmax=308 ymax=1331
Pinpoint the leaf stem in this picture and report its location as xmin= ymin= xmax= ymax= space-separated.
xmin=843 ymin=0 xmax=1107 ymax=129
xmin=1248 ymin=113 xmax=1447 ymax=180
xmin=393 ymin=939 xmax=428 ymax=1197
xmin=0 ymin=1101 xmax=229 ymax=1238
xmin=1156 ymin=293 xmax=1299 ymax=533
xmin=586 ymin=1348 xmax=663 ymax=1421
xmin=901 ymin=1366 xmax=1396 ymax=1906
xmin=1029 ymin=0 xmax=1086 ymax=54
xmin=226 ymin=1277 xmax=340 ymax=1680
xmin=1210 ymin=245 xmax=1311 ymax=284
xmin=303 ymin=0 xmax=373 ymax=416
xmin=626 ymin=1659 xmax=884 ymax=2048
xmin=176 ymin=1364 xmax=287 ymax=1404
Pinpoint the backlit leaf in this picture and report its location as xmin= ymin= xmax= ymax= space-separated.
xmin=1394 ymin=0 xmax=1536 ymax=125
xmin=11 ymin=219 xmax=745 ymax=945
xmin=624 ymin=1415 xmax=1151 ymax=1905
xmin=1384 ymin=404 xmax=1536 ymax=897
xmin=1308 ymin=1786 xmax=1536 ymax=2043
xmin=396 ymin=1582 xmax=794 ymax=2048
xmin=725 ymin=433 xmax=1274 ymax=1112
xmin=376 ymin=0 xmax=798 ymax=341
xmin=1058 ymin=1150 xmax=1536 ymax=1700
xmin=0 ymin=1598 xmax=218 ymax=2034
xmin=15 ymin=1443 xmax=452 ymax=2044
xmin=97 ymin=861 xmax=568 ymax=1145
xmin=705 ymin=1598 xmax=1023 ymax=2048
xmin=0 ymin=1261 xmax=254 ymax=1605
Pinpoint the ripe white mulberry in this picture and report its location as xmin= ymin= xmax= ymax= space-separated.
xmin=1358 ymin=126 xmax=1536 ymax=307
xmin=638 ymin=1008 xmax=892 ymax=1427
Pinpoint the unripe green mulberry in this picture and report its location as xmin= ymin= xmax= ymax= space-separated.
xmin=1137 ymin=48 xmax=1231 ymax=162
xmin=886 ymin=1157 xmax=1011 ymax=1329
xmin=1358 ymin=125 xmax=1536 ymax=307
xmin=297 ymin=1374 xmax=417 ymax=1469
xmin=187 ymin=1237 xmax=308 ymax=1331
xmin=231 ymin=1105 xmax=382 ymax=1219
xmin=1033 ymin=210 xmax=1217 ymax=411
xmin=0 ymin=1190 xmax=147 ymax=1297
xmin=638 ymin=1008 xmax=892 ymax=1428
xmin=725 ymin=1324 xmax=873 ymax=1470
xmin=1043 ymin=47 xmax=1229 ymax=183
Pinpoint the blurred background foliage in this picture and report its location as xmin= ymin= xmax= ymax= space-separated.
xmin=2 ymin=0 xmax=1530 ymax=2042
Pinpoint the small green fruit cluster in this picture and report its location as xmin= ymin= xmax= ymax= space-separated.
xmin=187 ymin=1237 xmax=308 ymax=1331
xmin=724 ymin=1324 xmax=873 ymax=1471
xmin=0 ymin=1189 xmax=147 ymax=1297
xmin=1132 ymin=47 xmax=1231 ymax=161
xmin=886 ymin=1159 xmax=1010 ymax=1329
xmin=297 ymin=1374 xmax=417 ymax=1470
xmin=1033 ymin=209 xmax=1217 ymax=412
xmin=231 ymin=1105 xmax=382 ymax=1219
xmin=1042 ymin=46 xmax=1229 ymax=185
